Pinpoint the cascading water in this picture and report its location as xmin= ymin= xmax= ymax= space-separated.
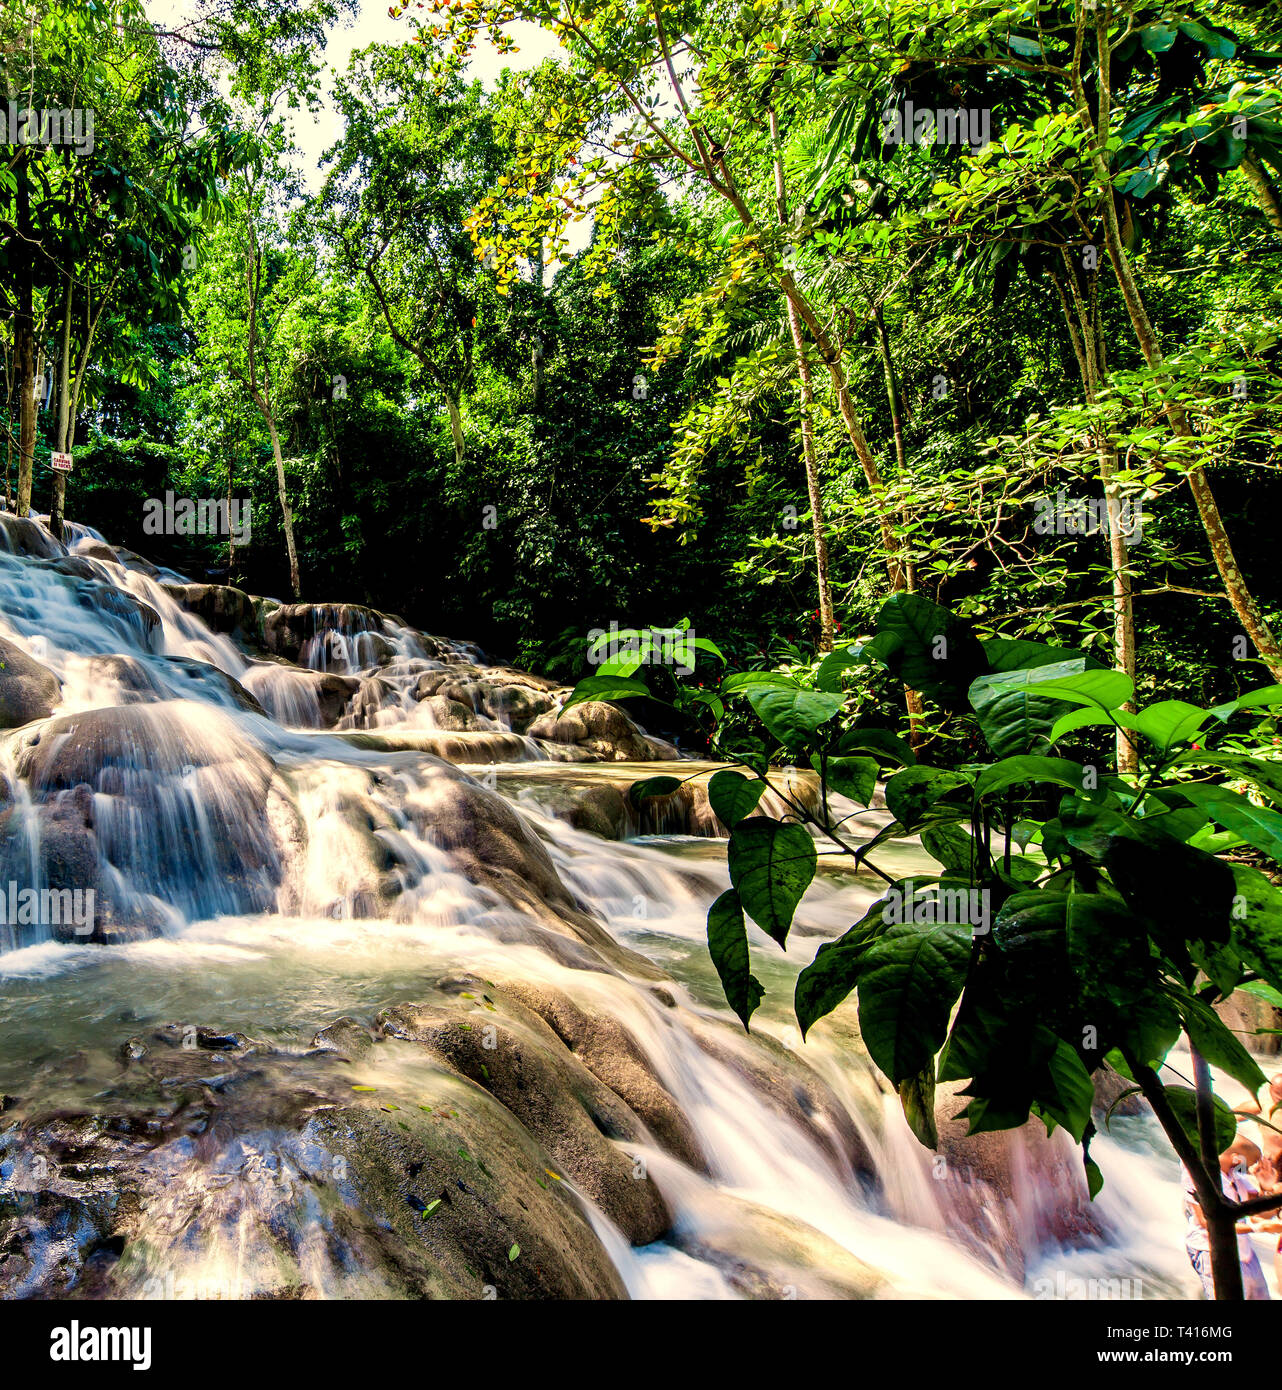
xmin=0 ymin=509 xmax=1270 ymax=1300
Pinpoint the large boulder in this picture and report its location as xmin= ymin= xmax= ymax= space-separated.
xmin=162 ymin=583 xmax=256 ymax=639
xmin=379 ymin=992 xmax=674 ymax=1245
xmin=0 ymin=513 xmax=65 ymax=559
xmin=527 ymin=700 xmax=675 ymax=762
xmin=0 ymin=637 xmax=60 ymax=729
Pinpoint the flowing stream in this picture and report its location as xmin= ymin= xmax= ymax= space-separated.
xmin=0 ymin=511 xmax=1271 ymax=1301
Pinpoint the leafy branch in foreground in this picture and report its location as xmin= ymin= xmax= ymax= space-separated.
xmin=566 ymin=589 xmax=1282 ymax=1300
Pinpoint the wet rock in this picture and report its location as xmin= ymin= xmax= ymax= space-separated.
xmin=112 ymin=548 xmax=160 ymax=579
xmin=160 ymin=656 xmax=267 ymax=716
xmin=931 ymin=1081 xmax=1106 ymax=1284
xmin=120 ymin=1038 xmax=149 ymax=1062
xmin=162 ymin=583 xmax=256 ymax=639
xmin=74 ymin=582 xmax=161 ymax=651
xmin=527 ymin=701 xmax=674 ymax=762
xmin=311 ymin=1017 xmax=376 ymax=1061
xmin=500 ymin=979 xmax=706 ymax=1171
xmin=379 ymin=997 xmax=673 ymax=1244
xmin=0 ymin=513 xmax=65 ymax=559
xmin=415 ymin=695 xmax=489 ymax=733
xmin=259 ymin=602 xmax=391 ymax=668
xmin=0 ymin=636 xmax=60 ymax=729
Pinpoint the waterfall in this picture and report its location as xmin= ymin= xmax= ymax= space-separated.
xmin=0 ymin=508 xmax=1252 ymax=1301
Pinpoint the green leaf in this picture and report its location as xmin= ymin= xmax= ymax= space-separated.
xmin=707 ymin=889 xmax=765 ymax=1029
xmin=838 ymin=727 xmax=916 ymax=766
xmin=816 ymin=754 xmax=879 ymax=806
xmin=1171 ymin=751 xmax=1282 ymax=806
xmin=1163 ymin=1084 xmax=1238 ymax=1154
xmin=856 ymin=916 xmax=972 ymax=1084
xmin=1182 ymin=785 xmax=1282 ymax=862
xmin=981 ymin=638 xmax=1092 ymax=673
xmin=969 ymin=658 xmax=1090 ymax=758
xmin=1241 ymin=979 xmax=1282 ymax=1009
xmin=721 ymin=671 xmax=799 ymax=695
xmin=727 ymin=818 xmax=817 ymax=947
xmin=975 ymin=755 xmax=1096 ymax=799
xmin=884 ymin=766 xmax=972 ymax=832
xmin=745 ymin=686 xmax=844 ymax=747
xmin=560 ymin=675 xmax=652 ymax=713
xmin=1037 ymin=1035 xmax=1096 ymax=1142
xmin=1125 ymin=700 xmax=1213 ymax=753
xmin=898 ymin=1067 xmax=938 ymax=1148
xmin=1016 ymin=668 xmax=1134 ymax=712
xmin=1176 ymin=993 xmax=1267 ymax=1094
xmin=874 ymin=592 xmax=988 ymax=704
xmin=1066 ymin=893 xmax=1154 ymax=1008
xmin=1228 ymin=863 xmax=1282 ymax=994
xmin=508 ymin=1242 xmax=520 ymax=1261
xmin=707 ymin=769 xmax=766 ymax=828
xmin=795 ymin=901 xmax=888 ymax=1038
xmin=629 ymin=776 xmax=682 ymax=807
xmin=920 ymin=822 xmax=976 ymax=877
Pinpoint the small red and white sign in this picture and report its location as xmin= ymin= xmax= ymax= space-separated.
xmin=50 ymin=452 xmax=72 ymax=473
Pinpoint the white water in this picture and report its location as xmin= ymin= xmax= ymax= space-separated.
xmin=0 ymin=511 xmax=1264 ymax=1300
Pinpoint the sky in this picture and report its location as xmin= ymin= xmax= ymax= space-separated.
xmin=146 ymin=0 xmax=565 ymax=192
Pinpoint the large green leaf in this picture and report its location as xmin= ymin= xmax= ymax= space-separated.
xmin=975 ymin=755 xmax=1096 ymax=799
xmin=884 ymin=766 xmax=972 ymax=832
xmin=707 ymin=769 xmax=765 ymax=828
xmin=1164 ymin=1085 xmax=1238 ymax=1154
xmin=875 ymin=592 xmax=988 ymax=704
xmin=1015 ymin=668 xmax=1134 ymax=712
xmin=1102 ymin=830 xmax=1235 ymax=948
xmin=969 ymin=658 xmax=1089 ymax=758
xmin=1125 ymin=700 xmax=1214 ymax=753
xmin=1066 ymin=893 xmax=1155 ymax=1008
xmin=727 ymin=818 xmax=817 ymax=947
xmin=1176 ymin=993 xmax=1267 ymax=1094
xmin=560 ymin=674 xmax=653 ymax=712
xmin=980 ymin=638 xmax=1093 ymax=673
xmin=707 ymin=889 xmax=765 ymax=1030
xmin=795 ymin=900 xmax=887 ymax=1037
xmin=856 ymin=917 xmax=972 ymax=1084
xmin=745 ymin=686 xmax=844 ymax=747
xmin=1181 ymin=784 xmax=1282 ymax=862
xmin=816 ymin=754 xmax=879 ymax=806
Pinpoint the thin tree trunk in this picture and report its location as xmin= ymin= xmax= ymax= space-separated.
xmin=49 ymin=279 xmax=74 ymax=541
xmin=1073 ymin=15 xmax=1282 ymax=682
xmin=15 ymin=159 xmax=34 ymax=519
xmin=1240 ymin=153 xmax=1282 ymax=240
xmin=1193 ymin=1047 xmax=1244 ymax=1301
xmin=1054 ymin=263 xmax=1138 ymax=773
xmin=770 ymin=108 xmax=835 ymax=650
xmin=264 ymin=413 xmax=300 ymax=599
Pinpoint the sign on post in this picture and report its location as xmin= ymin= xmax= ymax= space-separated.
xmin=50 ymin=452 xmax=72 ymax=473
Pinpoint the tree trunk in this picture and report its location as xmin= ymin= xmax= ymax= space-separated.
xmin=769 ymin=109 xmax=835 ymax=650
xmin=1074 ymin=16 xmax=1282 ymax=682
xmin=264 ymin=414 xmax=301 ymax=599
xmin=1193 ymin=1047 xmax=1244 ymax=1301
xmin=1053 ymin=265 xmax=1138 ymax=773
xmin=785 ymin=299 xmax=835 ymax=651
xmin=14 ymin=161 xmax=35 ymax=519
xmin=49 ymin=279 xmax=74 ymax=542
xmin=1240 ymin=152 xmax=1282 ymax=240
xmin=445 ymin=394 xmax=465 ymax=472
